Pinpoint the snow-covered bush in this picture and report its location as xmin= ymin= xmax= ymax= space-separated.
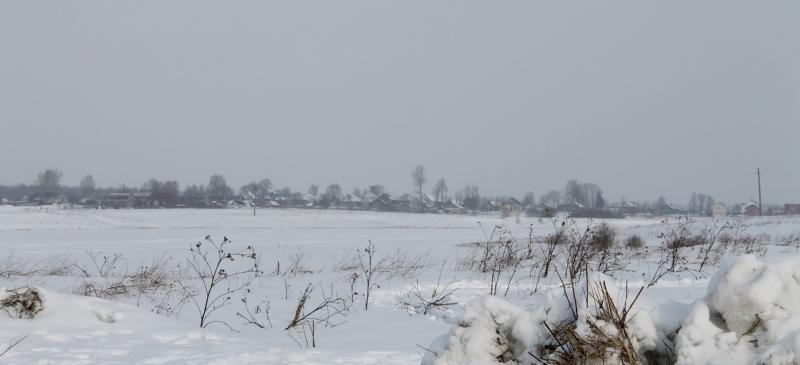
xmin=428 ymin=254 xmax=800 ymax=365
xmin=422 ymin=296 xmax=538 ymax=365
xmin=424 ymin=274 xmax=658 ymax=365
xmin=675 ymin=255 xmax=800 ymax=365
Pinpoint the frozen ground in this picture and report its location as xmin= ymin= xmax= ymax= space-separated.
xmin=1 ymin=206 xmax=799 ymax=364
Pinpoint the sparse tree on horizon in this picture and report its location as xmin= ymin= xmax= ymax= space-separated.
xmin=208 ymin=174 xmax=233 ymax=200
xmin=257 ymin=179 xmax=272 ymax=198
xmin=432 ymin=178 xmax=448 ymax=203
xmin=79 ymin=174 xmax=96 ymax=198
xmin=307 ymin=184 xmax=319 ymax=197
xmin=460 ymin=185 xmax=480 ymax=210
xmin=540 ymin=190 xmax=562 ymax=208
xmin=595 ymin=192 xmax=606 ymax=209
xmin=522 ymin=192 xmax=535 ymax=208
xmin=411 ymin=165 xmax=427 ymax=209
xmin=36 ymin=168 xmax=63 ymax=193
xmin=325 ymin=184 xmax=342 ymax=201
xmin=369 ymin=185 xmax=385 ymax=197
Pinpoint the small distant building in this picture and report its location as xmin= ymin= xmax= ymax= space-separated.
xmin=609 ymin=201 xmax=641 ymax=216
xmin=711 ymin=202 xmax=727 ymax=217
xmin=557 ymin=201 xmax=584 ymax=214
xmin=179 ymin=194 xmax=206 ymax=208
xmin=107 ymin=193 xmax=133 ymax=209
xmin=500 ymin=198 xmax=523 ymax=217
xmin=785 ymin=204 xmax=800 ymax=216
xmin=394 ymin=194 xmax=414 ymax=211
xmin=484 ymin=200 xmax=501 ymax=212
xmin=341 ymin=194 xmax=363 ymax=210
xmin=742 ymin=201 xmax=761 ymax=216
xmin=370 ymin=193 xmax=395 ymax=211
xmin=441 ymin=200 xmax=465 ymax=214
xmin=661 ymin=204 xmax=686 ymax=216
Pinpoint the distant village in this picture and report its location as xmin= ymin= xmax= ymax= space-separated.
xmin=1 ymin=168 xmax=798 ymax=219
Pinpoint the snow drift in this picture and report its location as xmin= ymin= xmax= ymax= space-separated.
xmin=425 ymin=255 xmax=800 ymax=365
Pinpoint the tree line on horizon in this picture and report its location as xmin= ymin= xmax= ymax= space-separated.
xmin=0 ymin=167 xmax=727 ymax=216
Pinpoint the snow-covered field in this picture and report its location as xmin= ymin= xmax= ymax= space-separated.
xmin=1 ymin=206 xmax=800 ymax=364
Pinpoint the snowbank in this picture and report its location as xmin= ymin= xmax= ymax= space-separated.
xmin=676 ymin=255 xmax=800 ymax=365
xmin=424 ymin=274 xmax=659 ymax=365
xmin=425 ymin=255 xmax=800 ymax=365
xmin=0 ymin=289 xmax=424 ymax=364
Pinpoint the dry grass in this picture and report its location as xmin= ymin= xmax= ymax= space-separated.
xmin=536 ymin=281 xmax=644 ymax=365
xmin=0 ymin=254 xmax=74 ymax=278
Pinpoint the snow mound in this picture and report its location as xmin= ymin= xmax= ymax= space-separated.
xmin=422 ymin=296 xmax=537 ymax=365
xmin=424 ymin=274 xmax=658 ymax=365
xmin=676 ymin=255 xmax=800 ymax=365
xmin=0 ymin=289 xmax=429 ymax=364
xmin=427 ymin=255 xmax=800 ymax=365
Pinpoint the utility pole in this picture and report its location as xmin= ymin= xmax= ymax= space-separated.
xmin=756 ymin=167 xmax=762 ymax=216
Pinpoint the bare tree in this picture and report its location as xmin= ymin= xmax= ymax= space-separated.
xmin=522 ymin=192 xmax=535 ymax=208
xmin=257 ymin=179 xmax=272 ymax=198
xmin=688 ymin=193 xmax=699 ymax=215
xmin=432 ymin=178 xmax=448 ymax=202
xmin=324 ymin=184 xmax=342 ymax=201
xmin=654 ymin=196 xmax=667 ymax=216
xmin=540 ymin=190 xmax=562 ymax=208
xmin=79 ymin=174 xmax=96 ymax=198
xmin=307 ymin=184 xmax=319 ymax=197
xmin=368 ymin=185 xmax=385 ymax=196
xmin=240 ymin=182 xmax=260 ymax=198
xmin=36 ymin=168 xmax=63 ymax=192
xmin=208 ymin=174 xmax=233 ymax=200
xmin=411 ymin=165 xmax=427 ymax=209
xmin=461 ymin=185 xmax=480 ymax=210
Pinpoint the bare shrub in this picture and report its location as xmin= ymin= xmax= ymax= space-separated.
xmin=178 ymin=235 xmax=261 ymax=329
xmin=1 ymin=287 xmax=44 ymax=319
xmin=563 ymin=223 xmax=597 ymax=281
xmin=590 ymin=223 xmax=616 ymax=251
xmin=540 ymin=218 xmax=570 ymax=278
xmin=778 ymin=232 xmax=800 ymax=252
xmin=740 ymin=233 xmax=770 ymax=255
xmin=696 ymin=222 xmax=732 ymax=272
xmin=236 ymin=292 xmax=273 ymax=329
xmin=284 ymin=249 xmax=313 ymax=276
xmin=625 ymin=235 xmax=644 ymax=249
xmin=397 ymin=262 xmax=457 ymax=315
xmin=75 ymin=252 xmax=177 ymax=300
xmin=459 ymin=224 xmax=529 ymax=296
xmin=129 ymin=254 xmax=175 ymax=296
xmin=646 ymin=218 xmax=694 ymax=287
xmin=0 ymin=254 xmax=74 ymax=278
xmin=285 ymin=283 xmax=350 ymax=348
xmin=332 ymin=253 xmax=360 ymax=272
xmin=357 ymin=241 xmax=385 ymax=310
xmin=381 ymin=249 xmax=432 ymax=280
xmin=588 ymin=223 xmax=626 ymax=274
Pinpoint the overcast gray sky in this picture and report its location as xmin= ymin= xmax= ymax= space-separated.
xmin=1 ymin=1 xmax=797 ymax=204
